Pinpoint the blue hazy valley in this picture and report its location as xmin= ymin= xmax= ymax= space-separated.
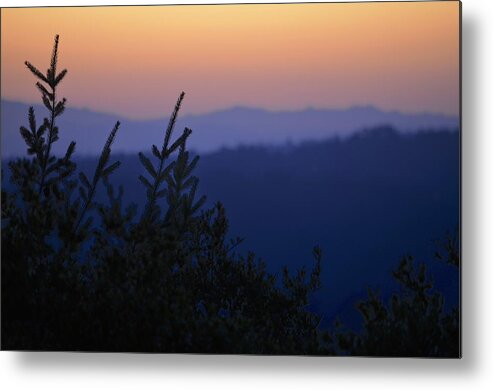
xmin=2 ymin=100 xmax=460 ymax=328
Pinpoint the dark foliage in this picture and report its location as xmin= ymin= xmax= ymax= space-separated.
xmin=1 ymin=35 xmax=330 ymax=354
xmin=1 ymin=36 xmax=459 ymax=356
xmin=335 ymin=232 xmax=460 ymax=357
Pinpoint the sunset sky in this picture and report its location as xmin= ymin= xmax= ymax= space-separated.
xmin=1 ymin=2 xmax=460 ymax=119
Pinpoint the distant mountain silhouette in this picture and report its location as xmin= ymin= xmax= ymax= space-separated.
xmin=1 ymin=99 xmax=459 ymax=158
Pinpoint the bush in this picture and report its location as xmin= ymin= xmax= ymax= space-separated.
xmin=1 ymin=35 xmax=459 ymax=357
xmin=335 ymin=233 xmax=460 ymax=357
xmin=1 ymin=35 xmax=331 ymax=354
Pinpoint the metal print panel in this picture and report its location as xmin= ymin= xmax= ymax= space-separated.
xmin=0 ymin=1 xmax=461 ymax=357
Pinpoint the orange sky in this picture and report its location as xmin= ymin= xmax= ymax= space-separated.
xmin=1 ymin=2 xmax=460 ymax=119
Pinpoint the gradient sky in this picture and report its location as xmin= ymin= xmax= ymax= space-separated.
xmin=1 ymin=2 xmax=460 ymax=119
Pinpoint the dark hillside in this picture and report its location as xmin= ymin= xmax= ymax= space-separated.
xmin=48 ymin=126 xmax=460 ymax=326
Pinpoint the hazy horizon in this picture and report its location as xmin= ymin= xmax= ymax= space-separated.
xmin=1 ymin=97 xmax=460 ymax=121
xmin=1 ymin=2 xmax=460 ymax=119
xmin=1 ymin=98 xmax=459 ymax=158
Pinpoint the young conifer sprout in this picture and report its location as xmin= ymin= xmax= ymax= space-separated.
xmin=138 ymin=91 xmax=205 ymax=225
xmin=24 ymin=34 xmax=72 ymax=197
xmin=76 ymin=121 xmax=121 ymax=234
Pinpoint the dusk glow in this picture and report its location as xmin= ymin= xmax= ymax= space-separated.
xmin=1 ymin=2 xmax=459 ymax=119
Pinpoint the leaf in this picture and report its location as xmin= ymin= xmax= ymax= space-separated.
xmin=19 ymin=126 xmax=33 ymax=145
xmin=162 ymin=92 xmax=185 ymax=151
xmin=45 ymin=160 xmax=61 ymax=175
xmin=28 ymin=107 xmax=37 ymax=133
xmin=56 ymin=165 xmax=74 ymax=181
xmin=103 ymin=121 xmax=120 ymax=152
xmin=93 ymin=121 xmax=120 ymax=182
xmin=182 ymin=176 xmax=197 ymax=190
xmin=65 ymin=141 xmax=76 ymax=159
xmin=185 ymin=155 xmax=200 ymax=177
xmin=152 ymin=144 xmax=161 ymax=159
xmin=169 ymin=128 xmax=192 ymax=155
xmin=24 ymin=61 xmax=49 ymax=83
xmin=160 ymin=161 xmax=175 ymax=181
xmin=102 ymin=161 xmax=121 ymax=177
xmin=168 ymin=135 xmax=185 ymax=155
xmin=188 ymin=177 xmax=198 ymax=200
xmin=39 ymin=118 xmax=50 ymax=136
xmin=54 ymin=98 xmax=66 ymax=117
xmin=50 ymin=35 xmax=60 ymax=80
xmin=42 ymin=94 xmax=52 ymax=111
xmin=37 ymin=122 xmax=47 ymax=138
xmin=138 ymin=152 xmax=157 ymax=178
xmin=79 ymin=172 xmax=91 ymax=189
xmin=47 ymin=68 xmax=54 ymax=87
xmin=35 ymin=82 xmax=53 ymax=101
xmin=138 ymin=175 xmax=152 ymax=189
xmin=191 ymin=195 xmax=206 ymax=214
xmin=54 ymin=69 xmax=67 ymax=86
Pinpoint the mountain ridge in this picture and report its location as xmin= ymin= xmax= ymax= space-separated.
xmin=1 ymin=99 xmax=459 ymax=158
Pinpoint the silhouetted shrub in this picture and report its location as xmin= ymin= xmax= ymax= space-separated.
xmin=335 ymin=233 xmax=460 ymax=357
xmin=1 ymin=35 xmax=330 ymax=354
xmin=1 ymin=35 xmax=459 ymax=356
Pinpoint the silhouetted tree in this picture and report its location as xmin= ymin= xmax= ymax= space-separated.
xmin=335 ymin=232 xmax=460 ymax=357
xmin=1 ymin=35 xmax=330 ymax=354
xmin=1 ymin=35 xmax=459 ymax=357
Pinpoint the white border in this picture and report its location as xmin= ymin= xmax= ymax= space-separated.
xmin=2 ymin=1 xmax=493 ymax=390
